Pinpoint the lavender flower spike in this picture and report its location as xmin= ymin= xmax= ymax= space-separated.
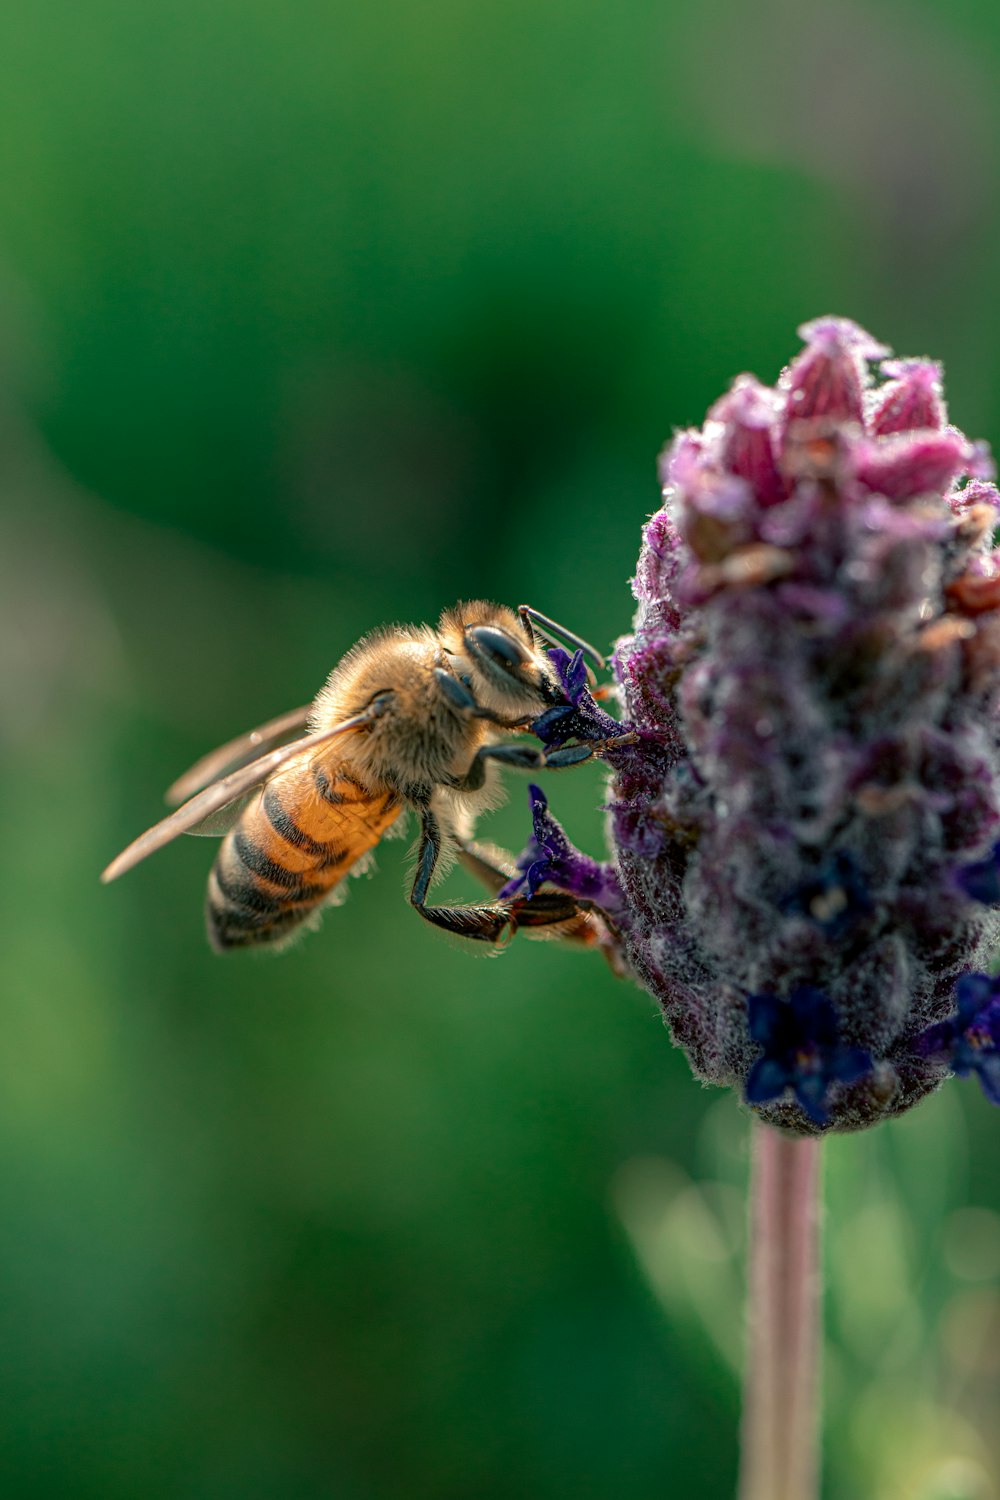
xmin=608 ymin=317 xmax=1000 ymax=1134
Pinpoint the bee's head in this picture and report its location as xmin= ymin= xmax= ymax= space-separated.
xmin=437 ymin=601 xmax=561 ymax=720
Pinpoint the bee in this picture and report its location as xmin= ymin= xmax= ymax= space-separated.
xmin=102 ymin=602 xmax=628 ymax=952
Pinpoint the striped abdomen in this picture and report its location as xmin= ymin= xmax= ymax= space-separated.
xmin=207 ymin=758 xmax=403 ymax=950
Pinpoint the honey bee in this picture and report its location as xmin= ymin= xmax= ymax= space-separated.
xmin=102 ymin=602 xmax=627 ymax=952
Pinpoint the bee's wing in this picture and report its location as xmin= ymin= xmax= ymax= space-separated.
xmin=165 ymin=704 xmax=313 ymax=805
xmin=182 ymin=791 xmax=259 ymax=837
xmin=101 ymin=713 xmax=374 ymax=884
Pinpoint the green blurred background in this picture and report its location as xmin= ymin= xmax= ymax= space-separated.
xmin=3 ymin=1 xmax=1000 ymax=1496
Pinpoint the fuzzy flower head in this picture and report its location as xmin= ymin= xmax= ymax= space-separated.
xmin=603 ymin=317 xmax=1000 ymax=1134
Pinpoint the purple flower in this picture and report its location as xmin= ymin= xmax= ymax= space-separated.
xmin=532 ymin=646 xmax=632 ymax=755
xmin=529 ymin=317 xmax=1000 ymax=1134
xmin=548 ymin=645 xmax=590 ymax=706
xmin=745 ymin=988 xmax=873 ymax=1126
xmin=499 ymin=784 xmax=625 ymax=913
xmin=916 ymin=973 xmax=1000 ymax=1105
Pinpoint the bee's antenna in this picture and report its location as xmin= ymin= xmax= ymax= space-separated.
xmin=518 ymin=605 xmax=606 ymax=671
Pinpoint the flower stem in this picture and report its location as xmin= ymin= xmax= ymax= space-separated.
xmin=738 ymin=1120 xmax=823 ymax=1500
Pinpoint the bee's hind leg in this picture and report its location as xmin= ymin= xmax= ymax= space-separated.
xmin=455 ymin=836 xmax=618 ymax=956
xmin=409 ymin=806 xmax=585 ymax=944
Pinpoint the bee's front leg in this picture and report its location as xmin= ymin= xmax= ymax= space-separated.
xmin=458 ymin=732 xmax=638 ymax=791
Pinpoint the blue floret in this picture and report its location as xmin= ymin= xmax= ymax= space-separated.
xmin=744 ymin=988 xmax=873 ymax=1126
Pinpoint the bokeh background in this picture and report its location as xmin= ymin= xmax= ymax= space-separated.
xmin=4 ymin=1 xmax=1000 ymax=1496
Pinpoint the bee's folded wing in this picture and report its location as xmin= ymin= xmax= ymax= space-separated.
xmin=101 ymin=714 xmax=373 ymax=883
xmin=165 ymin=704 xmax=313 ymax=805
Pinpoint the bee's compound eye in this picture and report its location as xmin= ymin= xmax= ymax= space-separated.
xmin=467 ymin=626 xmax=530 ymax=672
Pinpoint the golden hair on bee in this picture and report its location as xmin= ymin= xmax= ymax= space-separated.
xmin=102 ymin=600 xmax=618 ymax=953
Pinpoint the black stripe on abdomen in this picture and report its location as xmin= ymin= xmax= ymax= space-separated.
xmin=233 ymin=830 xmax=315 ymax=889
xmin=214 ymin=862 xmax=325 ymax=912
xmin=262 ymin=785 xmax=336 ymax=860
xmin=206 ymin=890 xmax=309 ymax=951
xmin=206 ymin=821 xmax=334 ymax=951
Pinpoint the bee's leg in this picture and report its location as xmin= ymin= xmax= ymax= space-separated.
xmin=459 ymin=732 xmax=639 ymax=789
xmin=410 ymin=806 xmax=589 ymax=944
xmin=454 ymin=837 xmax=615 ymax=953
xmin=432 ymin=670 xmax=529 ymax=733
xmin=433 ymin=669 xmax=636 ymax=779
